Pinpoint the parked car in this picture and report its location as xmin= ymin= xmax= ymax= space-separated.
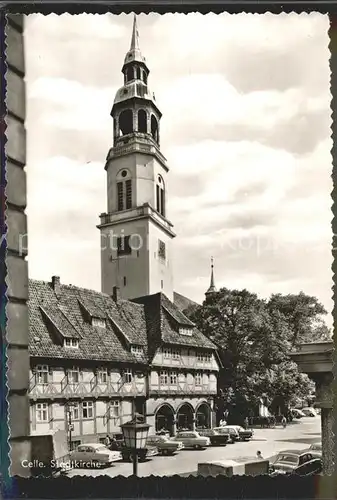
xmin=230 ymin=425 xmax=254 ymax=441
xmin=146 ymin=435 xmax=183 ymax=455
xmin=291 ymin=409 xmax=305 ymax=419
xmin=108 ymin=433 xmax=158 ymax=462
xmin=301 ymin=407 xmax=318 ymax=417
xmin=198 ymin=429 xmax=229 ymax=446
xmin=69 ymin=443 xmax=121 ymax=467
xmin=172 ymin=431 xmax=210 ymax=449
xmin=307 ymin=442 xmax=322 ymax=458
xmin=213 ymin=426 xmax=240 ymax=443
xmin=269 ymin=450 xmax=323 ymax=476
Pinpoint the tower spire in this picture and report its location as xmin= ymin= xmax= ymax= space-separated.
xmin=130 ymin=14 xmax=140 ymax=51
xmin=123 ymin=14 xmax=146 ymax=67
xmin=205 ymin=256 xmax=217 ymax=299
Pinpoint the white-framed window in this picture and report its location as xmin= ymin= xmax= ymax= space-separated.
xmin=117 ymin=178 xmax=132 ymax=211
xmin=172 ymin=349 xmax=180 ymax=360
xmin=109 ymin=400 xmax=120 ymax=419
xmin=36 ymin=365 xmax=49 ymax=384
xmin=205 ymin=353 xmax=212 ymax=363
xmin=179 ymin=327 xmax=193 ymax=337
xmin=195 ymin=372 xmax=202 ymax=386
xmin=123 ymin=369 xmax=133 ymax=384
xmin=68 ymin=368 xmax=80 ymax=384
xmin=68 ymin=402 xmax=80 ymax=420
xmin=163 ymin=348 xmax=171 ymax=359
xmin=131 ymin=345 xmax=144 ymax=355
xmin=92 ymin=317 xmax=106 ymax=329
xmin=98 ymin=369 xmax=108 ymax=384
xmin=82 ymin=401 xmax=94 ymax=419
xmin=64 ymin=338 xmax=79 ymax=348
xmin=160 ymin=370 xmax=168 ymax=385
xmin=156 ymin=176 xmax=165 ymax=216
xmin=170 ymin=372 xmax=177 ymax=385
xmin=36 ymin=403 xmax=49 ymax=422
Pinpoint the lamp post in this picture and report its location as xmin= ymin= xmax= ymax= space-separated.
xmin=121 ymin=413 xmax=150 ymax=476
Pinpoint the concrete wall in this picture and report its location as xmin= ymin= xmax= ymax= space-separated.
xmin=5 ymin=14 xmax=31 ymax=477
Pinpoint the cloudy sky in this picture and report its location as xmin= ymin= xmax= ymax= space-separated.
xmin=24 ymin=13 xmax=332 ymax=323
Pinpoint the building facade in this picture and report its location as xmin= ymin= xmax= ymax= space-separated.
xmin=28 ymin=277 xmax=220 ymax=443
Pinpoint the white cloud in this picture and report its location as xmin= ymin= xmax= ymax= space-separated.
xmin=28 ymin=78 xmax=115 ymax=131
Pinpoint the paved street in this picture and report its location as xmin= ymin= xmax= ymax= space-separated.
xmin=66 ymin=416 xmax=321 ymax=477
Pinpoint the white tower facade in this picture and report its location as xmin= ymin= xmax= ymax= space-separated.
xmin=98 ymin=16 xmax=175 ymax=301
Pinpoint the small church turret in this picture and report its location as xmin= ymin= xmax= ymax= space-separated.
xmin=205 ymin=257 xmax=217 ymax=300
xmin=98 ymin=15 xmax=175 ymax=301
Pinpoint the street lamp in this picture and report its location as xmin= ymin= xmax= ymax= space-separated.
xmin=121 ymin=413 xmax=150 ymax=476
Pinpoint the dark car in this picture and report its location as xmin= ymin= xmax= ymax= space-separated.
xmin=307 ymin=442 xmax=322 ymax=458
xmin=269 ymin=450 xmax=323 ymax=476
xmin=198 ymin=429 xmax=230 ymax=446
xmin=213 ymin=426 xmax=239 ymax=443
xmin=109 ymin=433 xmax=158 ymax=462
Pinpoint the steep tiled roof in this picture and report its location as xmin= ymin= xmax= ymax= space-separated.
xmin=133 ymin=292 xmax=216 ymax=350
xmin=28 ymin=280 xmax=216 ymax=365
xmin=173 ymin=291 xmax=199 ymax=313
xmin=29 ymin=280 xmax=146 ymax=363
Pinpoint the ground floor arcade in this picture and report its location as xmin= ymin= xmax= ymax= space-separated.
xmin=146 ymin=397 xmax=215 ymax=436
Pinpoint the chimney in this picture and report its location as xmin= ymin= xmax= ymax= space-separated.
xmin=51 ymin=276 xmax=60 ymax=295
xmin=112 ymin=286 xmax=120 ymax=303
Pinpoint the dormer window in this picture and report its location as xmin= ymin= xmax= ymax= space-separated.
xmin=64 ymin=338 xmax=79 ymax=348
xmin=131 ymin=345 xmax=144 ymax=355
xmin=179 ymin=327 xmax=193 ymax=337
xmin=92 ymin=317 xmax=106 ymax=329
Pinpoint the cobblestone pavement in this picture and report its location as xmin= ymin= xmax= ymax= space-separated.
xmin=66 ymin=416 xmax=321 ymax=478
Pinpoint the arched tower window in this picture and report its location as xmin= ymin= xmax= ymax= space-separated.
xmin=119 ymin=109 xmax=134 ymax=136
xmin=156 ymin=175 xmax=165 ymax=217
xmin=136 ymin=67 xmax=141 ymax=80
xmin=151 ymin=115 xmax=159 ymax=143
xmin=126 ymin=67 xmax=134 ymax=83
xmin=138 ymin=109 xmax=147 ymax=133
xmin=116 ymin=169 xmax=132 ymax=212
xmin=143 ymin=71 xmax=148 ymax=85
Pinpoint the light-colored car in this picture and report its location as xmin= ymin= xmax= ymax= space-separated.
xmin=301 ymin=407 xmax=318 ymax=417
xmin=146 ymin=435 xmax=183 ymax=455
xmin=173 ymin=431 xmax=210 ymax=449
xmin=291 ymin=408 xmax=306 ymax=419
xmin=228 ymin=425 xmax=254 ymax=441
xmin=69 ymin=443 xmax=121 ymax=467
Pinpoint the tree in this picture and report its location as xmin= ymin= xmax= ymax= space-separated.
xmin=267 ymin=292 xmax=328 ymax=346
xmin=186 ymin=288 xmax=329 ymax=422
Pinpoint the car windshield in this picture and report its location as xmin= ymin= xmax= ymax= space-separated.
xmin=311 ymin=444 xmax=321 ymax=451
xmin=216 ymin=428 xmax=229 ymax=434
xmin=238 ymin=427 xmax=245 ymax=431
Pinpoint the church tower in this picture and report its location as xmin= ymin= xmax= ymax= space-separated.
xmin=98 ymin=16 xmax=175 ymax=301
xmin=205 ymin=257 xmax=217 ymax=301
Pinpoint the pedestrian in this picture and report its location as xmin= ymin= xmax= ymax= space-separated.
xmin=256 ymin=450 xmax=263 ymax=460
xmin=244 ymin=417 xmax=249 ymax=430
xmin=104 ymin=434 xmax=111 ymax=447
xmin=281 ymin=416 xmax=287 ymax=428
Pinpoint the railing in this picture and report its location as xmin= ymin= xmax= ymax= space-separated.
xmin=99 ymin=204 xmax=174 ymax=234
xmin=107 ymin=137 xmax=167 ymax=165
